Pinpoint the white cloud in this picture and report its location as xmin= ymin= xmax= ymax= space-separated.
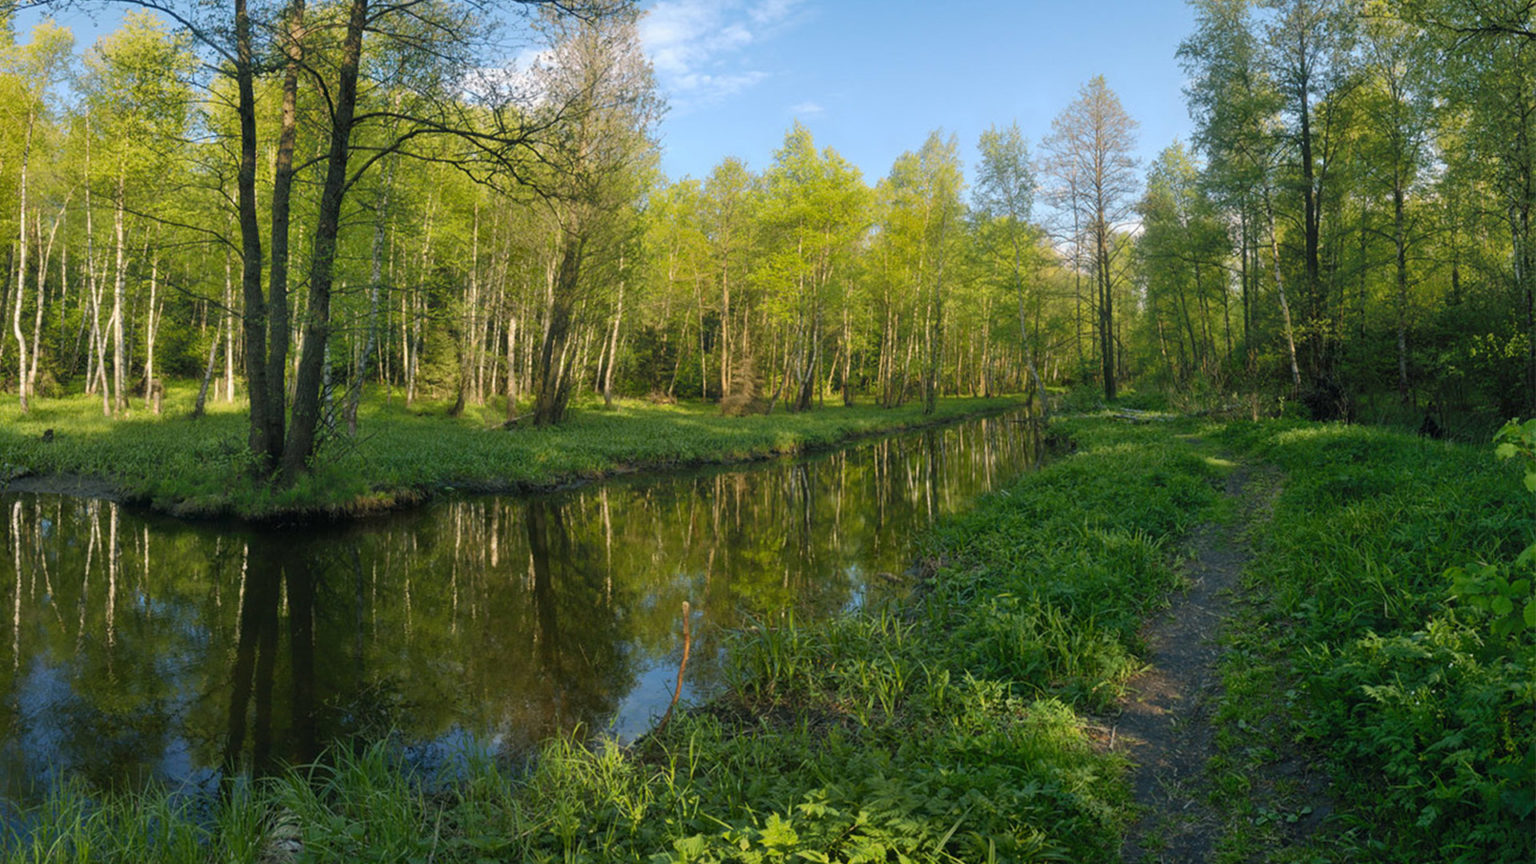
xmin=789 ymin=100 xmax=823 ymax=116
xmin=641 ymin=0 xmax=802 ymax=108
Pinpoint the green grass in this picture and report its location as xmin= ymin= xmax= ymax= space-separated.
xmin=0 ymin=383 xmax=1023 ymax=519
xmin=0 ymin=414 xmax=1229 ymax=862
xmin=1208 ymin=421 xmax=1534 ymax=864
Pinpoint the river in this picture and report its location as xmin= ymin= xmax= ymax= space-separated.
xmin=0 ymin=409 xmax=1038 ymax=803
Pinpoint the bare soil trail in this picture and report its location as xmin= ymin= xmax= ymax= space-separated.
xmin=1116 ymin=455 xmax=1273 ymax=863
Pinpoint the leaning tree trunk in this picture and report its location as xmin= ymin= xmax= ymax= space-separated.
xmin=193 ymin=320 xmax=221 ymax=419
xmin=602 ymin=271 xmax=624 ymax=409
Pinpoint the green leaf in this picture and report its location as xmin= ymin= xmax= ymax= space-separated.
xmin=673 ymin=835 xmax=709 ymax=859
xmin=761 ymin=813 xmax=799 ymax=850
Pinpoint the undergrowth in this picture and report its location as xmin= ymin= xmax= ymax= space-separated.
xmin=1210 ymin=420 xmax=1534 ymax=863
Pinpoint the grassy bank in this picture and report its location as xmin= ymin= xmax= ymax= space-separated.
xmin=1208 ymin=421 xmax=1534 ymax=863
xmin=2 ymin=415 xmax=1228 ymax=862
xmin=0 ymin=383 xmax=1022 ymax=519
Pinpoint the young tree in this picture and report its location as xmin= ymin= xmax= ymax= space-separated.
xmin=884 ymin=131 xmax=963 ymax=415
xmin=756 ymin=123 xmax=869 ymax=412
xmin=1137 ymin=142 xmax=1233 ymax=383
xmin=1357 ymin=3 xmax=1429 ymax=405
xmin=1180 ymin=0 xmax=1302 ymax=389
xmin=703 ymin=157 xmax=752 ymax=398
xmin=3 ymin=19 xmax=71 ymax=413
xmin=973 ymin=121 xmax=1046 ymax=411
xmin=1261 ymin=0 xmax=1356 ymax=399
xmin=1043 ymin=76 xmax=1139 ymax=400
xmin=527 ymin=1 xmax=660 ymax=426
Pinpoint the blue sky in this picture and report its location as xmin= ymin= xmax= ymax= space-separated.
xmin=639 ymin=0 xmax=1199 ymax=185
xmin=14 ymin=0 xmax=1199 ymax=189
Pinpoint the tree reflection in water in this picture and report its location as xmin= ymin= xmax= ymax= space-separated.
xmin=0 ymin=410 xmax=1035 ymax=802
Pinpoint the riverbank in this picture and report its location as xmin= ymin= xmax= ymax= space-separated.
xmin=1 ymin=414 xmax=1226 ymax=861
xmin=0 ymin=384 xmax=1024 ymax=520
xmin=4 ymin=415 xmax=1529 ymax=862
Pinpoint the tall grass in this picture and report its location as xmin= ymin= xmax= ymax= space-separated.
xmin=1211 ymin=421 xmax=1534 ymax=863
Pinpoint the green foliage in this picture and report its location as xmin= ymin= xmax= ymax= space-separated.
xmin=1213 ymin=420 xmax=1535 ymax=863
xmin=1447 ymin=418 xmax=1536 ymax=639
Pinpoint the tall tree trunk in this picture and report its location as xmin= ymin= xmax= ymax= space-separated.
xmin=12 ymin=107 xmax=33 ymax=413
xmin=29 ymin=202 xmax=65 ymax=400
xmin=224 ymin=247 xmax=235 ymax=401
xmin=719 ymin=257 xmax=731 ymax=396
xmin=235 ymin=0 xmax=272 ymax=462
xmin=533 ymin=232 xmax=583 ymax=427
xmin=111 ymin=170 xmax=128 ymax=414
xmin=841 ymin=302 xmax=853 ymax=406
xmin=281 ymin=0 xmax=368 ymax=480
xmin=1393 ymin=182 xmax=1411 ymax=405
xmin=1264 ymin=187 xmax=1303 ymax=390
xmin=143 ymin=255 xmax=159 ymax=409
xmin=1097 ymin=218 xmax=1116 ymax=400
xmin=505 ymin=315 xmax=519 ymax=421
xmin=602 ymin=266 xmax=624 ymax=409
xmin=1295 ymin=53 xmax=1322 ymax=379
xmin=264 ymin=0 xmax=307 ymax=465
xmin=1009 ymin=228 xmax=1046 ymax=416
xmin=347 ymin=156 xmax=391 ymax=435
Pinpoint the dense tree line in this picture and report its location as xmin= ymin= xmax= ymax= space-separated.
xmin=1 ymin=0 xmax=1530 ymax=480
xmin=1156 ymin=0 xmax=1534 ymax=425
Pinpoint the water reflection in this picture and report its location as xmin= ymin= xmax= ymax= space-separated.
xmin=0 ymin=410 xmax=1036 ymax=801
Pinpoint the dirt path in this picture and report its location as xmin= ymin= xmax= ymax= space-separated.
xmin=1116 ymin=458 xmax=1264 ymax=863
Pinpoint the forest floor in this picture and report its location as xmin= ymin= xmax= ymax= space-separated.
xmin=0 ymin=383 xmax=1023 ymax=520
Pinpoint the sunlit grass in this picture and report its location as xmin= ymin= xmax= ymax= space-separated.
xmin=1209 ymin=420 xmax=1533 ymax=864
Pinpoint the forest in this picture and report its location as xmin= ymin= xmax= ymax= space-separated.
xmin=1 ymin=0 xmax=1528 ymax=479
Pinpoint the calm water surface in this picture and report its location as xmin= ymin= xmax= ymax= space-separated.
xmin=0 ymin=410 xmax=1037 ymax=802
